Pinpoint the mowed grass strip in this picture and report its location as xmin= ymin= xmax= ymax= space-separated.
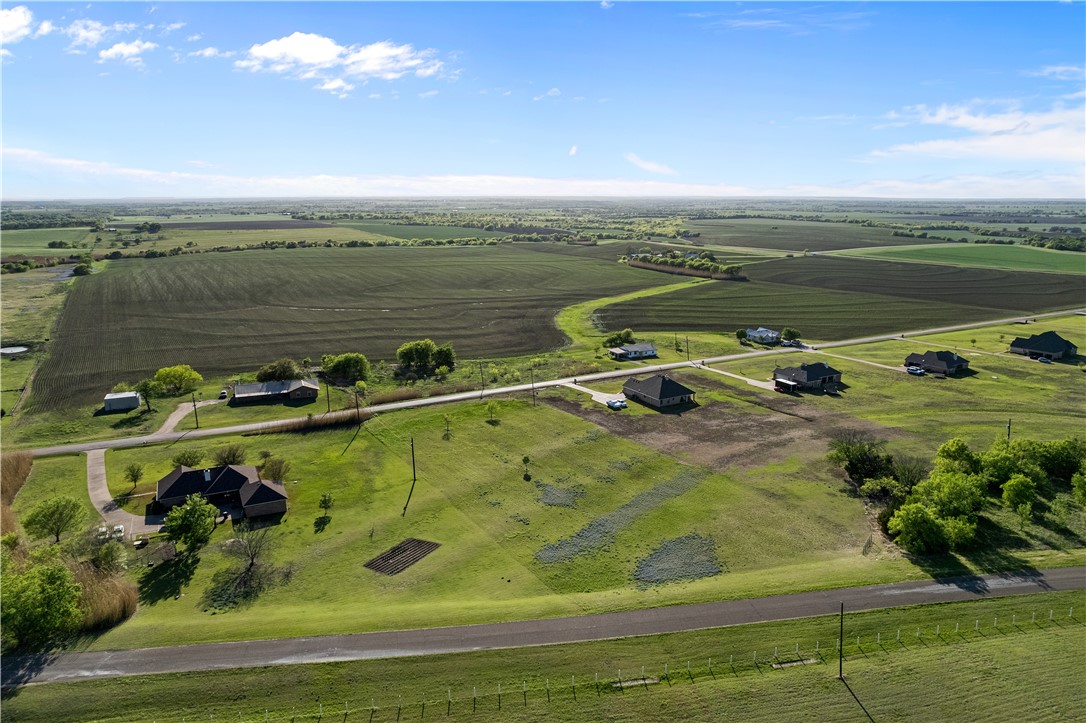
xmin=838 ymin=242 xmax=1086 ymax=274
xmin=746 ymin=255 xmax=1085 ymax=312
xmin=0 ymin=227 xmax=94 ymax=256
xmin=684 ymin=217 xmax=930 ymax=252
xmin=6 ymin=592 xmax=1083 ymax=722
xmin=28 ymin=245 xmax=672 ymax=410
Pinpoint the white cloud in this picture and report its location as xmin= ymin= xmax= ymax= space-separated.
xmin=569 ymin=145 xmax=578 ymax=156
xmin=1023 ymin=65 xmax=1085 ymax=81
xmin=161 ymin=22 xmax=186 ymax=35
xmin=418 ymin=89 xmax=438 ymax=99
xmin=0 ymin=49 xmax=11 ymax=59
xmin=533 ymin=87 xmax=561 ymax=101
xmin=34 ymin=19 xmax=54 ymax=38
xmin=368 ymin=93 xmax=382 ymax=99
xmin=317 ymin=78 xmax=355 ymax=99
xmin=185 ymin=160 xmax=219 ymax=169
xmin=600 ymin=0 xmax=615 ymax=9
xmin=186 ymin=33 xmax=202 ymax=42
xmin=624 ymin=152 xmax=678 ymax=176
xmin=235 ymin=32 xmax=444 ymax=93
xmin=188 ymin=46 xmax=234 ymax=59
xmin=98 ymin=40 xmax=157 ymax=66
xmin=4 ymin=146 xmax=1082 ymax=199
xmin=871 ymin=101 xmax=1085 ymax=163
xmin=64 ymin=19 xmax=136 ymax=49
xmin=0 ymin=5 xmax=34 ymax=44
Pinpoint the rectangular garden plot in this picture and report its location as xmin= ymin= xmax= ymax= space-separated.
xmin=364 ymin=538 xmax=441 ymax=575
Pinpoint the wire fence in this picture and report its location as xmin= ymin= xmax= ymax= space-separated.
xmin=141 ymin=603 xmax=1081 ymax=722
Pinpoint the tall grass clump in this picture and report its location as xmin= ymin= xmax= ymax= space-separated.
xmin=74 ymin=563 xmax=139 ymax=631
xmin=1 ymin=452 xmax=33 ymax=533
xmin=257 ymin=408 xmax=373 ymax=435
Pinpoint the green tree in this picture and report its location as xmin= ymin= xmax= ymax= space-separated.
xmin=933 ymin=437 xmax=981 ymax=475
xmin=262 ymin=457 xmax=291 ymax=482
xmin=212 ymin=444 xmax=247 ymax=466
xmin=603 ymin=328 xmax=635 ymax=348
xmin=95 ymin=540 xmax=127 ymax=573
xmin=911 ymin=471 xmax=985 ymax=519
xmin=486 ymin=400 xmax=498 ymax=421
xmin=940 ymin=516 xmax=977 ymax=550
xmin=353 ymin=380 xmax=367 ymax=396
xmin=171 ymin=448 xmax=204 ymax=468
xmin=153 ymin=364 xmax=203 ymax=394
xmin=1002 ymin=473 xmax=1037 ymax=511
xmin=124 ymin=463 xmax=144 ymax=487
xmin=827 ymin=431 xmax=893 ymax=485
xmin=396 ymin=339 xmax=438 ymax=369
xmin=1 ymin=562 xmax=83 ymax=648
xmin=319 ymin=492 xmax=334 ymax=512
xmin=255 ymin=358 xmax=305 ymax=382
xmin=887 ymin=503 xmax=948 ymax=555
xmin=735 ymin=329 xmax=747 ymax=341
xmin=434 ymin=343 xmax=456 ymax=370
xmin=1072 ymin=470 xmax=1086 ymax=505
xmin=320 ymin=353 xmax=371 ymax=384
xmin=780 ymin=327 xmax=800 ymax=341
xmin=133 ymin=378 xmax=165 ymax=412
xmin=71 ymin=263 xmax=93 ymax=276
xmin=23 ymin=496 xmax=87 ymax=544
xmin=164 ymin=494 xmax=217 ymax=551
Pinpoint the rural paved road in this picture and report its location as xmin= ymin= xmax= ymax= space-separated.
xmin=4 ymin=566 xmax=1083 ymax=687
xmin=28 ymin=306 xmax=1084 ymax=460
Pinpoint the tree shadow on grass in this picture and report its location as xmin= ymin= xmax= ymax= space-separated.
xmin=0 ymin=652 xmax=57 ymax=697
xmin=138 ymin=550 xmax=199 ymax=605
xmin=201 ymin=563 xmax=292 ymax=612
xmin=314 ymin=515 xmax=331 ymax=533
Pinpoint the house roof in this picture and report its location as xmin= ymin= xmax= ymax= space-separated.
xmin=623 ymin=374 xmax=695 ymax=399
xmin=104 ymin=391 xmax=141 ymax=401
xmin=746 ymin=327 xmax=779 ymax=336
xmin=619 ymin=342 xmax=657 ymax=353
xmin=238 ymin=478 xmax=288 ymax=506
xmin=773 ymin=362 xmax=841 ymax=383
xmin=1010 ymin=331 xmax=1077 ymax=355
xmin=905 ymin=350 xmax=969 ymax=367
xmin=234 ymin=377 xmax=319 ymax=398
xmin=156 ymin=464 xmax=260 ymax=501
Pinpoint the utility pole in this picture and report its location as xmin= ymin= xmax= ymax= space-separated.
xmin=838 ymin=602 xmax=844 ymax=679
xmin=686 ymin=336 xmax=690 ymax=361
xmin=326 ymin=382 xmax=331 ymax=414
xmin=354 ymin=391 xmax=361 ymax=424
xmin=479 ymin=363 xmax=486 ymax=399
xmin=402 ymin=438 xmax=417 ymax=517
xmin=191 ymin=392 xmax=200 ymax=429
xmin=1007 ymin=418 xmax=1011 ymax=441
xmin=530 ymin=367 xmax=536 ymax=406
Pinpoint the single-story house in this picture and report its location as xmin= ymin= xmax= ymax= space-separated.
xmin=233 ymin=378 xmax=320 ymax=403
xmin=904 ymin=350 xmax=970 ymax=375
xmin=622 ymin=374 xmax=696 ymax=408
xmin=1009 ymin=331 xmax=1078 ymax=360
xmin=103 ymin=391 xmax=142 ymax=412
xmin=156 ymin=464 xmax=287 ymax=518
xmin=745 ymin=327 xmax=781 ymax=345
xmin=773 ymin=362 xmax=842 ymax=392
xmin=608 ymin=342 xmax=658 ymax=361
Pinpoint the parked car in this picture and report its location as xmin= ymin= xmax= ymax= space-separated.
xmin=96 ymin=526 xmax=108 ymax=540
xmin=1037 ymin=357 xmax=1053 ymax=364
xmin=219 ymin=389 xmax=229 ymax=399
xmin=781 ymin=339 xmax=793 ymax=347
xmin=112 ymin=524 xmax=125 ymax=540
xmin=606 ymin=399 xmax=627 ymax=410
xmin=906 ymin=366 xmax=925 ymax=376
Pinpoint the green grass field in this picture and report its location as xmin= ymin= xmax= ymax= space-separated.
xmin=0 ymin=227 xmax=95 ymax=257
xmin=10 ymin=454 xmax=95 ymax=521
xmin=336 ymin=221 xmax=509 ymax=240
xmin=5 ymin=591 xmax=1083 ymax=722
xmin=838 ymin=243 xmax=1086 ymax=274
xmin=26 ymin=245 xmax=673 ymax=411
xmin=684 ymin=218 xmax=934 ymax=252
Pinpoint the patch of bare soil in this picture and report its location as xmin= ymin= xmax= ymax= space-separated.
xmin=546 ymin=371 xmax=899 ymax=474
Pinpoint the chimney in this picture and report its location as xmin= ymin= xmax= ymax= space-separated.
xmin=203 ymin=469 xmax=211 ymax=482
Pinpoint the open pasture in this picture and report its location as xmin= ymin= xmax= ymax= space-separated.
xmin=839 ymin=243 xmax=1086 ymax=274
xmin=337 ymin=221 xmax=509 ymax=240
xmin=684 ymin=218 xmax=929 ymax=252
xmin=0 ymin=227 xmax=94 ymax=257
xmin=27 ymin=245 xmax=672 ymax=411
xmin=597 ymin=280 xmax=1007 ymax=341
xmin=115 ymin=219 xmax=333 ymax=231
xmin=101 ymin=225 xmax=393 ymax=252
xmin=746 ymin=255 xmax=1085 ymax=312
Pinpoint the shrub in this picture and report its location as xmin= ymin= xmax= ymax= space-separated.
xmin=212 ymin=444 xmax=247 ymax=466
xmin=887 ymin=503 xmax=948 ymax=555
xmin=256 ymin=358 xmax=304 ymax=382
xmin=171 ymin=449 xmax=204 ymax=468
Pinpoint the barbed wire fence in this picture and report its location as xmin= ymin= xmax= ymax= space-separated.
xmin=148 ymin=603 xmax=1081 ymax=722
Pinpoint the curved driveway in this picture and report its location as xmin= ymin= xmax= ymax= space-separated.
xmin=4 ymin=566 xmax=1082 ymax=686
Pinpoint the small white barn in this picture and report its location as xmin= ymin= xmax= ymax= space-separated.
xmin=103 ymin=391 xmax=142 ymax=412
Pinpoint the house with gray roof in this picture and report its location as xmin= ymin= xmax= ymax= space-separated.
xmin=233 ymin=378 xmax=319 ymax=403
xmin=904 ymin=350 xmax=970 ymax=375
xmin=773 ymin=362 xmax=842 ymax=392
xmin=608 ymin=342 xmax=658 ymax=361
xmin=156 ymin=464 xmax=287 ymax=518
xmin=745 ymin=327 xmax=781 ymax=345
xmin=622 ymin=374 xmax=696 ymax=408
xmin=1009 ymin=331 xmax=1078 ymax=360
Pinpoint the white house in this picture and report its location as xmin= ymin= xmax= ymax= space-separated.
xmin=745 ymin=327 xmax=781 ymax=344
xmin=608 ymin=343 xmax=658 ymax=361
xmin=103 ymin=391 xmax=142 ymax=412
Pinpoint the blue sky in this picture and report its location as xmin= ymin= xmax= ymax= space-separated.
xmin=2 ymin=2 xmax=1083 ymax=198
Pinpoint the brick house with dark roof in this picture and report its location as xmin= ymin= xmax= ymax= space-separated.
xmin=904 ymin=350 xmax=970 ymax=375
xmin=233 ymin=378 xmax=319 ymax=403
xmin=1009 ymin=331 xmax=1078 ymax=360
xmin=773 ymin=362 xmax=842 ymax=391
xmin=622 ymin=374 xmax=696 ymax=408
xmin=156 ymin=465 xmax=287 ymax=518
